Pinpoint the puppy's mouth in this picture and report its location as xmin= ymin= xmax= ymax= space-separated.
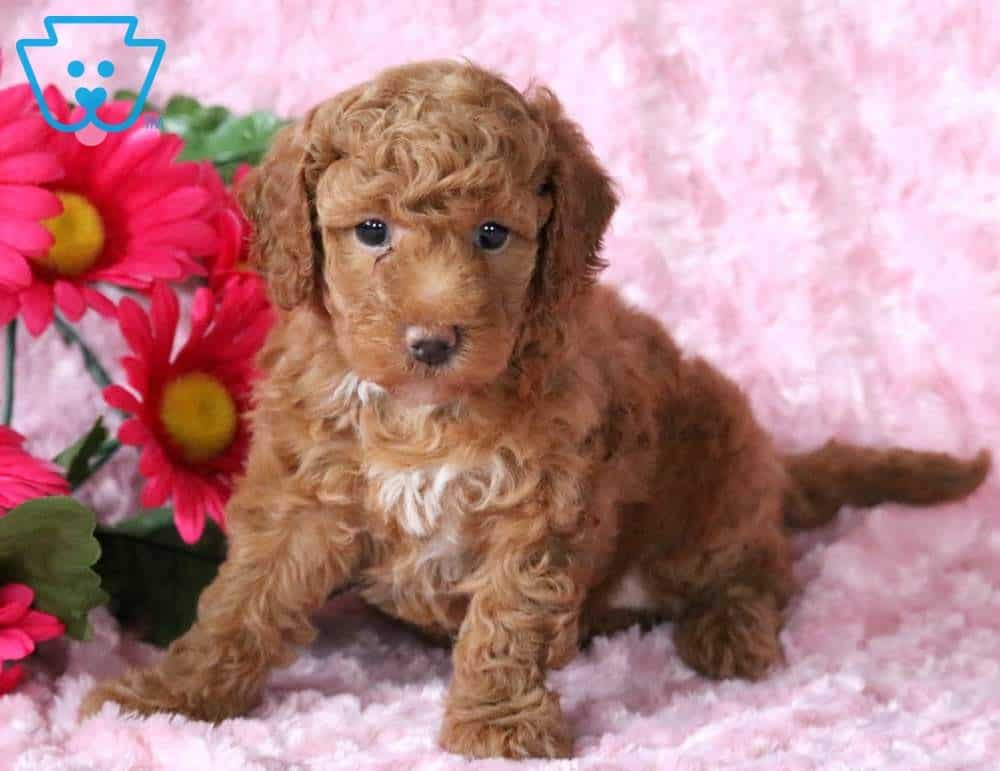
xmin=384 ymin=378 xmax=473 ymax=407
xmin=348 ymin=324 xmax=508 ymax=407
xmin=376 ymin=325 xmax=475 ymax=406
xmin=377 ymin=361 xmax=483 ymax=408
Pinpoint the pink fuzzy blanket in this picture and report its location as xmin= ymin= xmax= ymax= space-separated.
xmin=3 ymin=1 xmax=998 ymax=768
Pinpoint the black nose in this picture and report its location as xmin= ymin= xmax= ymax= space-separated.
xmin=406 ymin=326 xmax=459 ymax=366
xmin=409 ymin=337 xmax=455 ymax=366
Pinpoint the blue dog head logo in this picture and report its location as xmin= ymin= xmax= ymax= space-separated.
xmin=16 ymin=15 xmax=165 ymax=134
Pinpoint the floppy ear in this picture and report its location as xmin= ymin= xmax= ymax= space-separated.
xmin=530 ymin=87 xmax=618 ymax=312
xmin=513 ymin=88 xmax=618 ymax=392
xmin=237 ymin=107 xmax=333 ymax=310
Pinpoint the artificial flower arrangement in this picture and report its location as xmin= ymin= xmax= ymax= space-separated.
xmin=0 ymin=64 xmax=286 ymax=693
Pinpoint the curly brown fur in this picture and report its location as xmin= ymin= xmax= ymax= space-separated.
xmin=80 ymin=60 xmax=991 ymax=759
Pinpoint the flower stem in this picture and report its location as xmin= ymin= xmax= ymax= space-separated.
xmin=71 ymin=438 xmax=122 ymax=491
xmin=2 ymin=321 xmax=15 ymax=426
xmin=50 ymin=315 xmax=126 ymax=489
xmin=53 ymin=315 xmax=112 ymax=389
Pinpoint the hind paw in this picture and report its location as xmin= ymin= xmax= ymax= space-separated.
xmin=675 ymin=587 xmax=783 ymax=680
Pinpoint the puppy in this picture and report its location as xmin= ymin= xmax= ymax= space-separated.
xmin=82 ymin=60 xmax=990 ymax=759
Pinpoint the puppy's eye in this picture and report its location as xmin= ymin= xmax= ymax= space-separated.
xmin=355 ymin=219 xmax=389 ymax=248
xmin=474 ymin=222 xmax=510 ymax=253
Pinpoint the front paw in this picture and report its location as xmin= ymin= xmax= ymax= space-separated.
xmin=439 ymin=689 xmax=572 ymax=759
xmin=80 ymin=666 xmax=255 ymax=723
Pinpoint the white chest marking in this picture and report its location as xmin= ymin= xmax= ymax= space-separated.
xmin=412 ymin=522 xmax=467 ymax=586
xmin=367 ymin=454 xmax=521 ymax=538
xmin=605 ymin=567 xmax=654 ymax=610
xmin=368 ymin=464 xmax=462 ymax=537
xmin=330 ymin=371 xmax=386 ymax=407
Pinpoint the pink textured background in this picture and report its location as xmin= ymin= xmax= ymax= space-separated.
xmin=3 ymin=1 xmax=999 ymax=769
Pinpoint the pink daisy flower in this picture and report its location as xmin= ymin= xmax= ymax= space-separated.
xmin=104 ymin=281 xmax=273 ymax=543
xmin=0 ymin=583 xmax=65 ymax=695
xmin=0 ymin=426 xmax=70 ymax=515
xmin=0 ymin=83 xmax=63 ymax=318
xmin=205 ymin=163 xmax=261 ymax=292
xmin=2 ymin=88 xmax=223 ymax=336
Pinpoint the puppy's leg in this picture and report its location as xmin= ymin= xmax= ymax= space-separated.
xmin=80 ymin=504 xmax=361 ymax=722
xmin=440 ymin=537 xmax=581 ymax=760
xmin=674 ymin=533 xmax=792 ymax=680
xmin=651 ymin=358 xmax=796 ymax=680
xmin=672 ymin=554 xmax=789 ymax=681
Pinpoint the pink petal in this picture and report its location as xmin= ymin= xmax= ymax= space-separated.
xmin=121 ymin=355 xmax=149 ymax=392
xmin=82 ymin=286 xmax=117 ymax=318
xmin=150 ymin=283 xmax=179 ymax=363
xmin=19 ymin=609 xmax=65 ymax=643
xmin=0 ymin=627 xmax=34 ymax=660
xmin=212 ymin=208 xmax=245 ymax=272
xmin=173 ymin=482 xmax=205 ymax=544
xmin=94 ymin=101 xmax=133 ymax=127
xmin=103 ymin=385 xmax=142 ymax=414
xmin=0 ymin=584 xmax=33 ymax=624
xmin=0 ymin=427 xmax=26 ymax=445
xmin=188 ymin=287 xmax=215 ymax=341
xmin=41 ymin=85 xmax=71 ymax=123
xmin=18 ymin=281 xmax=54 ymax=336
xmin=0 ymin=84 xmax=34 ymax=117
xmin=53 ymin=280 xmax=86 ymax=321
xmin=226 ymin=312 xmax=275 ymax=360
xmin=91 ymin=246 xmax=196 ymax=285
xmin=0 ymin=219 xmax=53 ymax=254
xmin=232 ymin=164 xmax=253 ymax=187
xmin=139 ymin=442 xmax=169 ymax=478
xmin=0 ymin=152 xmax=63 ymax=185
xmin=116 ymin=297 xmax=154 ymax=359
xmin=0 ymin=247 xmax=31 ymax=289
xmin=0 ymin=185 xmax=62 ymax=219
xmin=120 ymin=168 xmax=195 ymax=214
xmin=140 ymin=470 xmax=172 ymax=508
xmin=0 ymin=116 xmax=50 ymax=156
xmin=118 ymin=418 xmax=150 ymax=445
xmin=90 ymin=129 xmax=166 ymax=194
xmin=0 ymin=295 xmax=18 ymax=327
xmin=132 ymin=133 xmax=184 ymax=173
xmin=130 ymin=186 xmax=213 ymax=229
xmin=203 ymin=484 xmax=228 ymax=530
xmin=138 ymin=220 xmax=219 ymax=255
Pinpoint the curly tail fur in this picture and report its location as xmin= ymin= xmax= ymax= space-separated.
xmin=782 ymin=441 xmax=991 ymax=530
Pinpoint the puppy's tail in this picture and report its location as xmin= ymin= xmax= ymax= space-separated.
xmin=782 ymin=440 xmax=991 ymax=530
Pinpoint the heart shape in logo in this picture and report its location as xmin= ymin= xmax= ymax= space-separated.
xmin=74 ymin=86 xmax=107 ymax=112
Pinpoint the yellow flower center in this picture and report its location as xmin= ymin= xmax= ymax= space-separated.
xmin=40 ymin=192 xmax=105 ymax=277
xmin=159 ymin=373 xmax=238 ymax=464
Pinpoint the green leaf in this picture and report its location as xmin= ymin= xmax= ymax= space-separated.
xmin=152 ymin=93 xmax=287 ymax=179
xmin=178 ymin=111 xmax=288 ymax=167
xmin=161 ymin=95 xmax=219 ymax=136
xmin=190 ymin=105 xmax=231 ymax=134
xmin=0 ymin=497 xmax=107 ymax=639
xmin=54 ymin=418 xmax=109 ymax=488
xmin=109 ymin=507 xmax=174 ymax=537
xmin=95 ymin=514 xmax=226 ymax=647
xmin=212 ymin=160 xmax=249 ymax=185
xmin=163 ymin=94 xmax=203 ymax=118
xmin=113 ymin=88 xmax=140 ymax=103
